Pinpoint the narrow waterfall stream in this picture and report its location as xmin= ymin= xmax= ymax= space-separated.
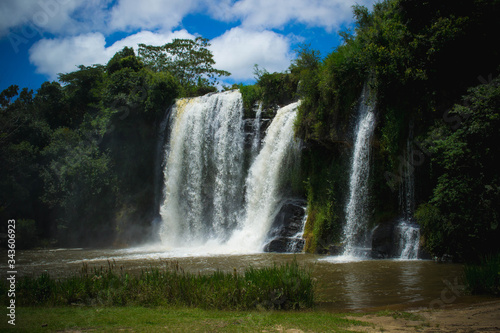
xmin=394 ymin=135 xmax=420 ymax=259
xmin=341 ymin=85 xmax=376 ymax=258
xmin=226 ymin=101 xmax=301 ymax=251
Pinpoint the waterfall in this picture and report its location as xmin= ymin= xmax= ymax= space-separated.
xmin=394 ymin=221 xmax=420 ymax=259
xmin=159 ymin=90 xmax=246 ymax=246
xmin=226 ymin=101 xmax=301 ymax=252
xmin=251 ymin=102 xmax=263 ymax=159
xmin=399 ymin=134 xmax=415 ymax=221
xmin=286 ymin=208 xmax=308 ymax=253
xmin=158 ymin=91 xmax=301 ymax=253
xmin=342 ymin=85 xmax=376 ymax=258
xmin=394 ymin=134 xmax=420 ymax=260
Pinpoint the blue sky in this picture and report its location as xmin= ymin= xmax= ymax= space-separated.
xmin=0 ymin=0 xmax=376 ymax=93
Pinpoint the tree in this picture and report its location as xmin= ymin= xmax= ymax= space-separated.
xmin=107 ymin=46 xmax=143 ymax=74
xmin=58 ymin=64 xmax=105 ymax=127
xmin=40 ymin=127 xmax=117 ymax=244
xmin=0 ymin=85 xmax=50 ymax=243
xmin=138 ymin=37 xmax=230 ymax=94
xmin=416 ymin=76 xmax=500 ymax=261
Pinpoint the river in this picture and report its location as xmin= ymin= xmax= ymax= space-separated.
xmin=0 ymin=247 xmax=487 ymax=312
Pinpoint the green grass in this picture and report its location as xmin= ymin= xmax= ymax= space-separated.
xmin=0 ymin=306 xmax=368 ymax=333
xmin=1 ymin=260 xmax=314 ymax=310
xmin=464 ymin=254 xmax=500 ymax=296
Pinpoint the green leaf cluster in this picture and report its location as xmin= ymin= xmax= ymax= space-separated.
xmin=416 ymin=76 xmax=500 ymax=261
xmin=138 ymin=37 xmax=230 ymax=96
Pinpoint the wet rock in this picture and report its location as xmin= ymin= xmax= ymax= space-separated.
xmin=371 ymin=222 xmax=395 ymax=258
xmin=264 ymin=237 xmax=305 ymax=253
xmin=263 ymin=199 xmax=307 ymax=253
xmin=436 ymin=254 xmax=454 ymax=263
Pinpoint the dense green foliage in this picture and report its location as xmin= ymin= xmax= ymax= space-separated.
xmin=1 ymin=261 xmax=314 ymax=310
xmin=416 ymin=77 xmax=500 ymax=260
xmin=302 ymin=146 xmax=347 ymax=253
xmin=0 ymin=40 xmax=228 ymax=247
xmin=464 ymin=254 xmax=500 ymax=296
xmin=138 ymin=37 xmax=230 ymax=96
xmin=238 ymin=59 xmax=304 ymax=118
xmin=289 ymin=0 xmax=500 ymax=262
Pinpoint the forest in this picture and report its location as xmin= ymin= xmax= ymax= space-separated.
xmin=1 ymin=0 xmax=499 ymax=264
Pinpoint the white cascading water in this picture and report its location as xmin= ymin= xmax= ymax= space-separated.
xmin=159 ymin=91 xmax=301 ymax=253
xmin=394 ymin=135 xmax=420 ymax=260
xmin=395 ymin=222 xmax=420 ymax=259
xmin=251 ymin=102 xmax=263 ymax=159
xmin=159 ymin=91 xmax=245 ymax=246
xmin=226 ymin=101 xmax=301 ymax=251
xmin=342 ymin=85 xmax=376 ymax=258
xmin=286 ymin=209 xmax=308 ymax=253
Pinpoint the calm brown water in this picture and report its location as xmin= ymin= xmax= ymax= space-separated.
xmin=0 ymin=247 xmax=487 ymax=311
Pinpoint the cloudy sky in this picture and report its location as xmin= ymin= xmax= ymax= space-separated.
xmin=0 ymin=0 xmax=376 ymax=92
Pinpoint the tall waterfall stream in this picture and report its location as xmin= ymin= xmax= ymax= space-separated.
xmin=341 ymin=85 xmax=376 ymax=259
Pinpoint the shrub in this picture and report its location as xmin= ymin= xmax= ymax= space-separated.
xmin=4 ymin=260 xmax=315 ymax=310
xmin=464 ymin=254 xmax=500 ymax=296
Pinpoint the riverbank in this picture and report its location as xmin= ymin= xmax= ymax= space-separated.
xmin=1 ymin=300 xmax=499 ymax=332
xmin=348 ymin=299 xmax=500 ymax=332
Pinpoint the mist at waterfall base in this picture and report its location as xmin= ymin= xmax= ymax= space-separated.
xmin=151 ymin=90 xmax=303 ymax=256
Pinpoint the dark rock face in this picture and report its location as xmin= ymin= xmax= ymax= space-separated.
xmin=371 ymin=222 xmax=395 ymax=259
xmin=243 ymin=118 xmax=271 ymax=150
xmin=328 ymin=245 xmax=343 ymax=255
xmin=263 ymin=199 xmax=307 ymax=253
xmin=418 ymin=247 xmax=432 ymax=260
xmin=265 ymin=237 xmax=305 ymax=253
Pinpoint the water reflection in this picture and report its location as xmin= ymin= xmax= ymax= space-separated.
xmin=0 ymin=248 xmax=475 ymax=311
xmin=397 ymin=261 xmax=423 ymax=303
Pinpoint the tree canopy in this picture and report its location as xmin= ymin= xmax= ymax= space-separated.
xmin=138 ymin=37 xmax=230 ymax=96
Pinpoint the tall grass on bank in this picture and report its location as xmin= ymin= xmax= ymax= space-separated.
xmin=1 ymin=260 xmax=314 ymax=310
xmin=464 ymin=254 xmax=500 ymax=296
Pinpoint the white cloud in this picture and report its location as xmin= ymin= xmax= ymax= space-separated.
xmin=29 ymin=30 xmax=195 ymax=80
xmin=0 ymin=0 xmax=110 ymax=37
xmin=210 ymin=27 xmax=293 ymax=82
xmin=19 ymin=0 xmax=378 ymax=82
xmin=108 ymin=0 xmax=205 ymax=32
xmin=1 ymin=0 xmax=377 ymax=41
xmin=29 ymin=26 xmax=290 ymax=83
xmin=208 ymin=0 xmax=376 ymax=31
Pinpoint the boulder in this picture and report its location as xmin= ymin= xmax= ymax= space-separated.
xmin=264 ymin=237 xmax=305 ymax=253
xmin=263 ymin=199 xmax=307 ymax=253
